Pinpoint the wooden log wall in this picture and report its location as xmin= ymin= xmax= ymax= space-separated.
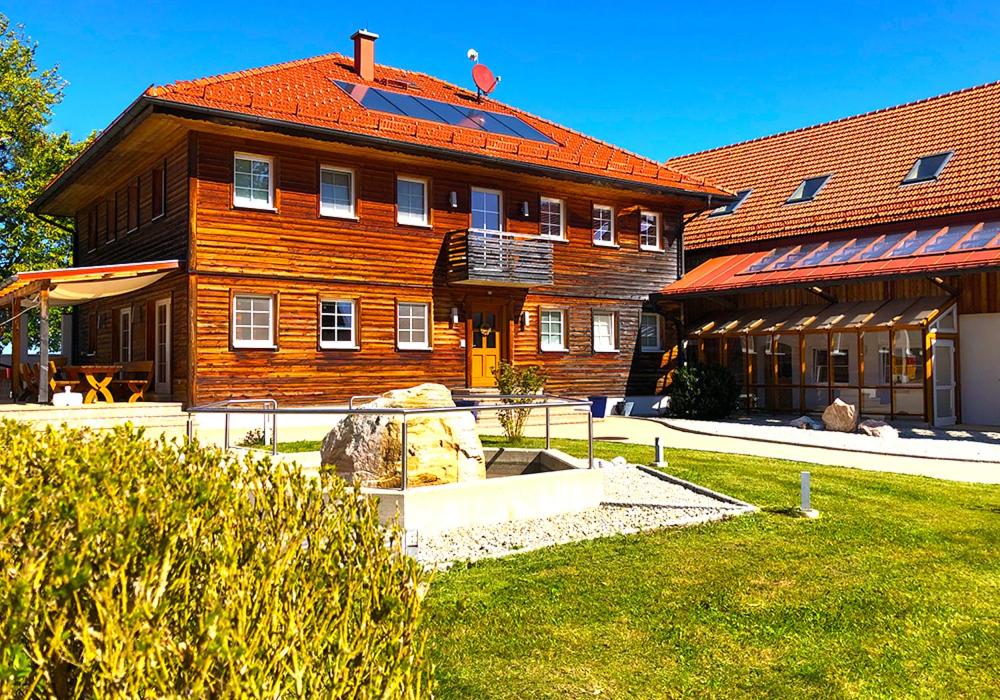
xmin=188 ymin=129 xmax=688 ymax=404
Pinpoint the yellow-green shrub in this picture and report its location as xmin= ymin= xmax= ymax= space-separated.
xmin=0 ymin=421 xmax=433 ymax=698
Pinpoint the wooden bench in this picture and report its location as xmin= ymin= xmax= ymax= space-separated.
xmin=110 ymin=361 xmax=154 ymax=403
xmin=49 ymin=360 xmax=84 ymax=397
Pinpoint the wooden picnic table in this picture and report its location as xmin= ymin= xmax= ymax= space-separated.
xmin=65 ymin=364 xmax=123 ymax=403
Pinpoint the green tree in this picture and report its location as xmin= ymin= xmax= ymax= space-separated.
xmin=0 ymin=13 xmax=90 ymax=350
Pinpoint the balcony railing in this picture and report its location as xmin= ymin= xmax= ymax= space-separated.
xmin=446 ymin=229 xmax=554 ymax=287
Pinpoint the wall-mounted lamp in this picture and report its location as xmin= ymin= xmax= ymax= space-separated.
xmin=521 ymin=201 xmax=530 ymax=218
xmin=451 ymin=307 xmax=460 ymax=327
xmin=520 ymin=310 xmax=531 ymax=330
xmin=449 ymin=191 xmax=458 ymax=208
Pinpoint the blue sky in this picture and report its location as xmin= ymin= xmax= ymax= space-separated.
xmin=8 ymin=1 xmax=1000 ymax=160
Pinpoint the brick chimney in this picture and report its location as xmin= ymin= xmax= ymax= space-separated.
xmin=351 ymin=29 xmax=378 ymax=81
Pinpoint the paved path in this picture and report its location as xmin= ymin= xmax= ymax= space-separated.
xmin=504 ymin=416 xmax=1000 ymax=485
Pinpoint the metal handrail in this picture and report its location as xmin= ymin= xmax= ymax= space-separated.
xmin=186 ymin=394 xmax=595 ymax=488
xmin=186 ymin=397 xmax=278 ymax=455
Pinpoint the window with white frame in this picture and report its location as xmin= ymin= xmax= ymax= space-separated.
xmin=320 ymin=167 xmax=355 ymax=218
xmin=540 ymin=197 xmax=565 ymax=239
xmin=471 ymin=188 xmax=503 ymax=231
xmin=592 ymin=205 xmax=614 ymax=245
xmin=119 ymin=307 xmax=132 ymax=362
xmin=397 ymin=302 xmax=430 ymax=349
xmin=540 ymin=309 xmax=567 ymax=351
xmin=397 ymin=176 xmax=428 ymax=226
xmin=232 ymin=294 xmax=275 ymax=348
xmin=319 ymin=299 xmax=357 ymax=349
xmin=593 ymin=311 xmax=618 ymax=352
xmin=640 ymin=313 xmax=663 ymax=352
xmin=639 ymin=211 xmax=662 ymax=250
xmin=233 ymin=153 xmax=274 ymax=209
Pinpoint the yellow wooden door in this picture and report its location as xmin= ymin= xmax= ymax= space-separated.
xmin=469 ymin=306 xmax=502 ymax=387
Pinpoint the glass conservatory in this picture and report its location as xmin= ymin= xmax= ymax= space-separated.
xmin=685 ymin=297 xmax=959 ymax=424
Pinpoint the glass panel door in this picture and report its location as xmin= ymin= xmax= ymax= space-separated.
xmin=471 ymin=188 xmax=503 ymax=231
xmin=932 ymin=339 xmax=956 ymax=426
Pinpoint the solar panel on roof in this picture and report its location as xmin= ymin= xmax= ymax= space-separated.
xmin=739 ymin=219 xmax=1000 ymax=276
xmin=959 ymin=223 xmax=1000 ymax=250
xmin=771 ymin=242 xmax=824 ymax=270
xmin=827 ymin=238 xmax=871 ymax=264
xmin=746 ymin=246 xmax=796 ymax=273
xmin=922 ymin=224 xmax=975 ymax=254
xmin=333 ymin=80 xmax=557 ymax=144
xmin=886 ymin=229 xmax=937 ymax=258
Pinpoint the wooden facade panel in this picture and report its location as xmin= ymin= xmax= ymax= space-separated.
xmin=192 ymin=133 xmax=682 ymax=300
xmin=191 ymin=274 xmax=469 ymax=405
xmin=74 ymin=137 xmax=189 ymax=268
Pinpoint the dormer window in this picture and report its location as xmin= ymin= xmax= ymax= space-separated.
xmin=786 ymin=175 xmax=831 ymax=204
xmin=902 ymin=151 xmax=953 ymax=185
xmin=710 ymin=189 xmax=751 ymax=217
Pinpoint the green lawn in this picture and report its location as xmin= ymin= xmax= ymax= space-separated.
xmin=424 ymin=437 xmax=1000 ymax=699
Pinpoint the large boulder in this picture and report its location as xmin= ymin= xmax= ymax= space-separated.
xmin=320 ymin=383 xmax=485 ymax=488
xmin=858 ymin=419 xmax=899 ymax=439
xmin=822 ymin=398 xmax=858 ymax=432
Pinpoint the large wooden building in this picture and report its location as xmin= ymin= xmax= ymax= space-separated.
xmin=662 ymin=81 xmax=1000 ymax=426
xmin=17 ymin=30 xmax=730 ymax=407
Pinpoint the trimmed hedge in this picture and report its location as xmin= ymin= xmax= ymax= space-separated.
xmin=666 ymin=364 xmax=742 ymax=420
xmin=0 ymin=421 xmax=433 ymax=698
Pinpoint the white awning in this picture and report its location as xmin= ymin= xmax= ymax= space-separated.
xmin=0 ymin=260 xmax=181 ymax=308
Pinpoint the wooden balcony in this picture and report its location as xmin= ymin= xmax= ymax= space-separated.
xmin=446 ymin=229 xmax=554 ymax=287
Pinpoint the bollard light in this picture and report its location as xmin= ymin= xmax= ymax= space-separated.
xmin=653 ymin=436 xmax=668 ymax=468
xmin=800 ymin=471 xmax=819 ymax=518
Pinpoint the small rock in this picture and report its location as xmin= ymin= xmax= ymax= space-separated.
xmin=822 ymin=398 xmax=858 ymax=433
xmin=858 ymin=419 xmax=899 ymax=439
xmin=789 ymin=415 xmax=823 ymax=430
xmin=611 ymin=456 xmax=629 ymax=467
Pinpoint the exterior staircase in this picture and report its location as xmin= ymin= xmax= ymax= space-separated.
xmin=0 ymin=402 xmax=189 ymax=442
xmin=451 ymin=389 xmax=591 ymax=434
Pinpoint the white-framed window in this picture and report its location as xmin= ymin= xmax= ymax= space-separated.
xmin=320 ymin=166 xmax=355 ymax=218
xmin=232 ymin=294 xmax=275 ymax=349
xmin=319 ymin=299 xmax=357 ymax=349
xmin=397 ymin=176 xmax=429 ymax=226
xmin=639 ymin=211 xmax=662 ymax=251
xmin=592 ymin=205 xmax=615 ymax=246
xmin=593 ymin=311 xmax=618 ymax=352
xmin=640 ymin=313 xmax=663 ymax=352
xmin=119 ymin=307 xmax=132 ymax=362
xmin=233 ymin=153 xmax=274 ymax=209
xmin=540 ymin=309 xmax=568 ymax=351
xmin=539 ymin=197 xmax=565 ymax=240
xmin=397 ymin=302 xmax=430 ymax=350
xmin=471 ymin=187 xmax=503 ymax=231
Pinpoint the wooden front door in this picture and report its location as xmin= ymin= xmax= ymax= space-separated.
xmin=469 ymin=304 xmax=503 ymax=387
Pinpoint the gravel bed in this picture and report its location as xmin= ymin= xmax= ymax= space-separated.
xmin=413 ymin=463 xmax=753 ymax=568
xmin=663 ymin=417 xmax=1000 ymax=463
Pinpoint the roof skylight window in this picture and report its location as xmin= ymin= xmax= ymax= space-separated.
xmin=785 ymin=175 xmax=831 ymax=204
xmin=902 ymin=151 xmax=953 ymax=185
xmin=709 ymin=189 xmax=751 ymax=217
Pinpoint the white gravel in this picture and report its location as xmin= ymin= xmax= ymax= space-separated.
xmin=663 ymin=417 xmax=1000 ymax=463
xmin=412 ymin=463 xmax=754 ymax=568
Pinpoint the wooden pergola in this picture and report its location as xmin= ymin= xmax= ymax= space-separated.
xmin=1 ymin=260 xmax=180 ymax=404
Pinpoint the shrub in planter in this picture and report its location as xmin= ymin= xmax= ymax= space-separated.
xmin=665 ymin=363 xmax=741 ymax=420
xmin=491 ymin=361 xmax=548 ymax=442
xmin=0 ymin=421 xmax=433 ymax=698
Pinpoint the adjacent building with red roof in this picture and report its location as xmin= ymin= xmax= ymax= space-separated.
xmin=10 ymin=29 xmax=728 ymax=407
xmin=661 ymin=81 xmax=1000 ymax=426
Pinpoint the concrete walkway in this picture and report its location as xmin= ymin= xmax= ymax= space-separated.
xmin=505 ymin=416 xmax=1000 ymax=485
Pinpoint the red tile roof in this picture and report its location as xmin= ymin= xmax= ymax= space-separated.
xmin=661 ymin=220 xmax=1000 ymax=298
xmin=667 ymin=81 xmax=1000 ymax=250
xmin=145 ymin=53 xmax=729 ymax=198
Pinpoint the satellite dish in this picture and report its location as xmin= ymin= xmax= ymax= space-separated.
xmin=472 ymin=63 xmax=499 ymax=97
